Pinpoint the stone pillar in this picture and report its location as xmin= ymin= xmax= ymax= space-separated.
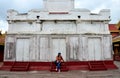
xmin=36 ymin=20 xmax=42 ymax=31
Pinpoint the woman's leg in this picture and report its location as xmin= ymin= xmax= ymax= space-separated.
xmin=57 ymin=62 xmax=61 ymax=72
xmin=55 ymin=61 xmax=58 ymax=71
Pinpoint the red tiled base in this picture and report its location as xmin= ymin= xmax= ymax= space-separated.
xmin=104 ymin=61 xmax=118 ymax=69
xmin=29 ymin=66 xmax=50 ymax=71
xmin=10 ymin=62 xmax=29 ymax=71
xmin=89 ymin=61 xmax=107 ymax=71
xmin=0 ymin=61 xmax=14 ymax=71
xmin=0 ymin=60 xmax=118 ymax=71
xmin=67 ymin=61 xmax=89 ymax=70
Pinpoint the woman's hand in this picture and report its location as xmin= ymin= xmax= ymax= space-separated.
xmin=61 ymin=60 xmax=64 ymax=62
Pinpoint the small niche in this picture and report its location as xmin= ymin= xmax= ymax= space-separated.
xmin=78 ymin=16 xmax=81 ymax=19
xmin=36 ymin=16 xmax=40 ymax=19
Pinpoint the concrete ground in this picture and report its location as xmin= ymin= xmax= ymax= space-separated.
xmin=0 ymin=61 xmax=120 ymax=78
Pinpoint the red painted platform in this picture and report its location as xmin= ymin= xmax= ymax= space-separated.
xmin=89 ymin=61 xmax=107 ymax=71
xmin=0 ymin=60 xmax=118 ymax=71
xmin=11 ymin=62 xmax=29 ymax=71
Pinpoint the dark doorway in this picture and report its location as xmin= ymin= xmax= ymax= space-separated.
xmin=0 ymin=45 xmax=4 ymax=62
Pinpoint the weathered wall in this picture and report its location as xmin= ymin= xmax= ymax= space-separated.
xmin=5 ymin=0 xmax=112 ymax=62
xmin=4 ymin=34 xmax=112 ymax=62
xmin=8 ymin=20 xmax=110 ymax=34
xmin=7 ymin=9 xmax=110 ymax=21
xmin=8 ymin=21 xmax=41 ymax=32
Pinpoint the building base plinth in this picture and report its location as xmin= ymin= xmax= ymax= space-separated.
xmin=0 ymin=60 xmax=118 ymax=71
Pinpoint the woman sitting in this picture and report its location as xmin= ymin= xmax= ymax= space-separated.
xmin=55 ymin=53 xmax=64 ymax=72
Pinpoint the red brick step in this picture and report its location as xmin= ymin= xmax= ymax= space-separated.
xmin=89 ymin=61 xmax=107 ymax=71
xmin=10 ymin=62 xmax=29 ymax=71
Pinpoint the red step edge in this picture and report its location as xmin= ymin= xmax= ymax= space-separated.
xmin=88 ymin=61 xmax=107 ymax=71
xmin=10 ymin=62 xmax=30 ymax=71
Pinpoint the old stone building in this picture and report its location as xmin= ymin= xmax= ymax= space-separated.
xmin=2 ymin=0 xmax=117 ymax=71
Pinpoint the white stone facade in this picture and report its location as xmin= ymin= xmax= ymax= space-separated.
xmin=4 ymin=0 xmax=112 ymax=62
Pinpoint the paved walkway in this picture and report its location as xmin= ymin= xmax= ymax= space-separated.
xmin=0 ymin=61 xmax=120 ymax=78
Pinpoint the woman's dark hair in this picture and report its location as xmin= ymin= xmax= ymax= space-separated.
xmin=58 ymin=53 xmax=61 ymax=57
